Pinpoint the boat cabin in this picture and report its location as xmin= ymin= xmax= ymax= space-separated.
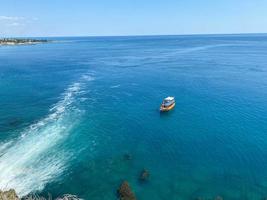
xmin=162 ymin=97 xmax=175 ymax=107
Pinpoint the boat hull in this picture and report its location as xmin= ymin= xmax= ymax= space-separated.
xmin=160 ymin=102 xmax=175 ymax=112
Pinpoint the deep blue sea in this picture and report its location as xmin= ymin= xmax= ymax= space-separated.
xmin=1 ymin=34 xmax=267 ymax=200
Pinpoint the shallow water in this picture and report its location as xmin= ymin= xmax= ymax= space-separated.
xmin=1 ymin=34 xmax=267 ymax=199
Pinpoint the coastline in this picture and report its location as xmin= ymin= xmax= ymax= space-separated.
xmin=0 ymin=189 xmax=81 ymax=200
xmin=0 ymin=38 xmax=50 ymax=46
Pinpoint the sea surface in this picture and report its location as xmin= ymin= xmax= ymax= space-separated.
xmin=1 ymin=34 xmax=267 ymax=200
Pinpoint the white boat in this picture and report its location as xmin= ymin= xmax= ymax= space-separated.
xmin=160 ymin=96 xmax=175 ymax=112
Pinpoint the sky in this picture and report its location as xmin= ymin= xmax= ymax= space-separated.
xmin=0 ymin=0 xmax=267 ymax=37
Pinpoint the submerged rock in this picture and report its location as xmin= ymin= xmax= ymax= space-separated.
xmin=22 ymin=194 xmax=80 ymax=200
xmin=22 ymin=194 xmax=47 ymax=200
xmin=117 ymin=181 xmax=136 ymax=200
xmin=0 ymin=189 xmax=19 ymax=200
xmin=214 ymin=196 xmax=223 ymax=200
xmin=123 ymin=153 xmax=132 ymax=161
xmin=8 ymin=118 xmax=23 ymax=127
xmin=195 ymin=196 xmax=223 ymax=200
xmin=139 ymin=169 xmax=149 ymax=182
xmin=56 ymin=194 xmax=81 ymax=200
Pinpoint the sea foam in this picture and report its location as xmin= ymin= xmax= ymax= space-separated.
xmin=0 ymin=74 xmax=94 ymax=196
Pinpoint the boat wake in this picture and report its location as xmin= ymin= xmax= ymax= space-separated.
xmin=0 ymin=74 xmax=94 ymax=196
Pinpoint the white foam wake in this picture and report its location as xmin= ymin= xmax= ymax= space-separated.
xmin=0 ymin=74 xmax=94 ymax=196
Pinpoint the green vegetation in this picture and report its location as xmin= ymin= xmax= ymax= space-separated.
xmin=0 ymin=38 xmax=49 ymax=45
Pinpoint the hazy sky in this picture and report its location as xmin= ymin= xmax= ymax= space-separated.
xmin=1 ymin=0 xmax=267 ymax=37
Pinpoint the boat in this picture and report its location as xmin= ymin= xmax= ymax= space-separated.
xmin=160 ymin=96 xmax=175 ymax=112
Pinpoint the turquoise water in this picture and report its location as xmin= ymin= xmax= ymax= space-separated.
xmin=1 ymin=34 xmax=267 ymax=199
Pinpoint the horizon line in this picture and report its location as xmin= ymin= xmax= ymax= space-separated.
xmin=1 ymin=32 xmax=267 ymax=38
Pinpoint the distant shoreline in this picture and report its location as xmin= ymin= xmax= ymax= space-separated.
xmin=0 ymin=38 xmax=50 ymax=46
